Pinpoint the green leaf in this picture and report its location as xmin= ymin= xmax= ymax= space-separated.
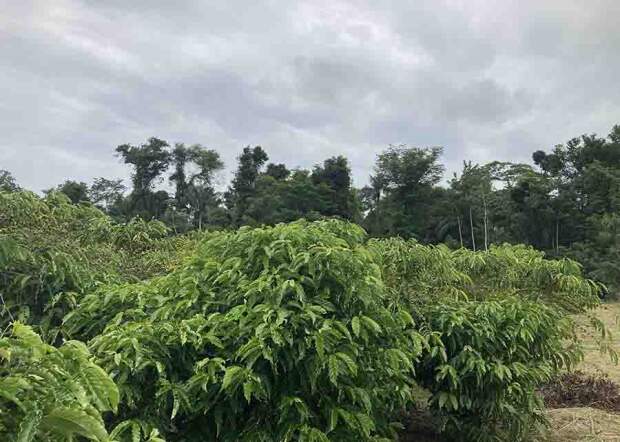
xmin=132 ymin=422 xmax=141 ymax=442
xmin=328 ymin=408 xmax=339 ymax=432
xmin=327 ymin=355 xmax=341 ymax=385
xmin=335 ymin=352 xmax=358 ymax=376
xmin=450 ymin=394 xmax=459 ymax=410
xmin=351 ymin=317 xmax=361 ymax=337
xmin=355 ymin=412 xmax=375 ymax=437
xmin=438 ymin=392 xmax=449 ymax=409
xmin=360 ymin=316 xmax=382 ymax=334
xmin=221 ymin=366 xmax=245 ymax=392
xmin=17 ymin=407 xmax=42 ymax=442
xmin=315 ymin=333 xmax=325 ymax=359
xmin=243 ymin=381 xmax=254 ymax=403
xmin=40 ymin=407 xmax=108 ymax=441
xmin=80 ymin=363 xmax=120 ymax=412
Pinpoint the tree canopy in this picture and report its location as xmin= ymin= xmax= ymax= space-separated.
xmin=5 ymin=122 xmax=620 ymax=293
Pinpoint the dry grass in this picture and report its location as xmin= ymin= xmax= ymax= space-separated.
xmin=575 ymin=303 xmax=620 ymax=383
xmin=543 ymin=302 xmax=620 ymax=441
xmin=542 ymin=408 xmax=620 ymax=441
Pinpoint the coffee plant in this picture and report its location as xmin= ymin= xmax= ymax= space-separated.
xmin=0 ymin=191 xmax=196 ymax=342
xmin=68 ymin=220 xmax=425 ymax=441
xmin=0 ymin=322 xmax=118 ymax=441
xmin=370 ymin=237 xmax=604 ymax=440
xmin=369 ymin=238 xmax=601 ymax=312
xmin=415 ymin=298 xmax=581 ymax=441
xmin=0 ymin=191 xmax=609 ymax=441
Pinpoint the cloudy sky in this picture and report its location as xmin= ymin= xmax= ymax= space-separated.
xmin=1 ymin=0 xmax=619 ymax=191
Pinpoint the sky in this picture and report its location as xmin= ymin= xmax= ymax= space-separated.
xmin=1 ymin=0 xmax=619 ymax=192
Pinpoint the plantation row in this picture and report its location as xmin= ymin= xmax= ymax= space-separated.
xmin=0 ymin=191 xmax=610 ymax=441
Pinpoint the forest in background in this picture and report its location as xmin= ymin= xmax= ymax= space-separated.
xmin=1 ymin=124 xmax=619 ymax=441
xmin=0 ymin=192 xmax=611 ymax=441
xmin=2 ymin=123 xmax=619 ymax=294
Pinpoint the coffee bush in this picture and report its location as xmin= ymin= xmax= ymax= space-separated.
xmin=0 ymin=323 xmax=118 ymax=440
xmin=370 ymin=237 xmax=601 ymax=441
xmin=81 ymin=220 xmax=425 ymax=441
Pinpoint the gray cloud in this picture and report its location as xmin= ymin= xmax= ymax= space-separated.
xmin=1 ymin=0 xmax=619 ymax=192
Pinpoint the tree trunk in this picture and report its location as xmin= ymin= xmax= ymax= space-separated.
xmin=469 ymin=207 xmax=476 ymax=252
xmin=483 ymin=194 xmax=488 ymax=251
xmin=457 ymin=216 xmax=464 ymax=248
xmin=556 ymin=218 xmax=560 ymax=254
xmin=551 ymin=230 xmax=554 ymax=252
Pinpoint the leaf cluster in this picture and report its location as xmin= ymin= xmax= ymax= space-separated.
xmin=0 ymin=323 xmax=119 ymax=441
xmin=370 ymin=237 xmax=603 ymax=440
xmin=70 ymin=220 xmax=424 ymax=441
xmin=0 ymin=191 xmax=198 ymax=342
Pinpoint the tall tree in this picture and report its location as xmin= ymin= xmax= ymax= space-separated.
xmin=167 ymin=143 xmax=225 ymax=229
xmin=116 ymin=137 xmax=171 ymax=219
xmin=169 ymin=143 xmax=190 ymax=210
xmin=265 ymin=163 xmax=290 ymax=180
xmin=364 ymin=145 xmax=444 ymax=239
xmin=244 ymin=169 xmax=329 ymax=225
xmin=529 ymin=125 xmax=620 ymax=250
xmin=186 ymin=145 xmax=225 ymax=229
xmin=0 ymin=170 xmax=19 ymax=192
xmin=312 ymin=156 xmax=359 ymax=220
xmin=45 ymin=180 xmax=90 ymax=204
xmin=450 ymin=162 xmax=494 ymax=251
xmin=226 ymin=146 xmax=268 ymax=225
xmin=89 ymin=178 xmax=126 ymax=211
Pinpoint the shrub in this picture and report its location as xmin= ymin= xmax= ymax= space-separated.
xmin=415 ymin=297 xmax=581 ymax=441
xmin=367 ymin=238 xmax=471 ymax=306
xmin=4 ymin=211 xmax=604 ymax=441
xmin=451 ymin=244 xmax=602 ymax=313
xmin=369 ymin=237 xmax=603 ymax=441
xmin=0 ymin=323 xmax=118 ymax=440
xmin=369 ymin=238 xmax=602 ymax=313
xmin=0 ymin=191 xmax=197 ymax=342
xmin=0 ymin=236 xmax=90 ymax=342
xmin=75 ymin=220 xmax=425 ymax=440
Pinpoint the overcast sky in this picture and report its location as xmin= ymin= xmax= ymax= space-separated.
xmin=1 ymin=0 xmax=619 ymax=192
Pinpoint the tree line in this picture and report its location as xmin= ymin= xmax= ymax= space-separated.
xmin=2 ymin=123 xmax=619 ymax=291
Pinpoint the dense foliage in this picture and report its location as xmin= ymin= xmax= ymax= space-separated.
xmin=417 ymin=298 xmax=578 ymax=440
xmin=0 ymin=162 xmax=612 ymax=441
xmin=370 ymin=238 xmax=601 ymax=312
xmin=0 ymin=191 xmax=195 ymax=342
xmin=7 ymin=123 xmax=619 ymax=293
xmin=370 ymin=238 xmax=604 ymax=440
xmin=0 ymin=323 xmax=118 ymax=441
xmin=68 ymin=220 xmax=424 ymax=441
